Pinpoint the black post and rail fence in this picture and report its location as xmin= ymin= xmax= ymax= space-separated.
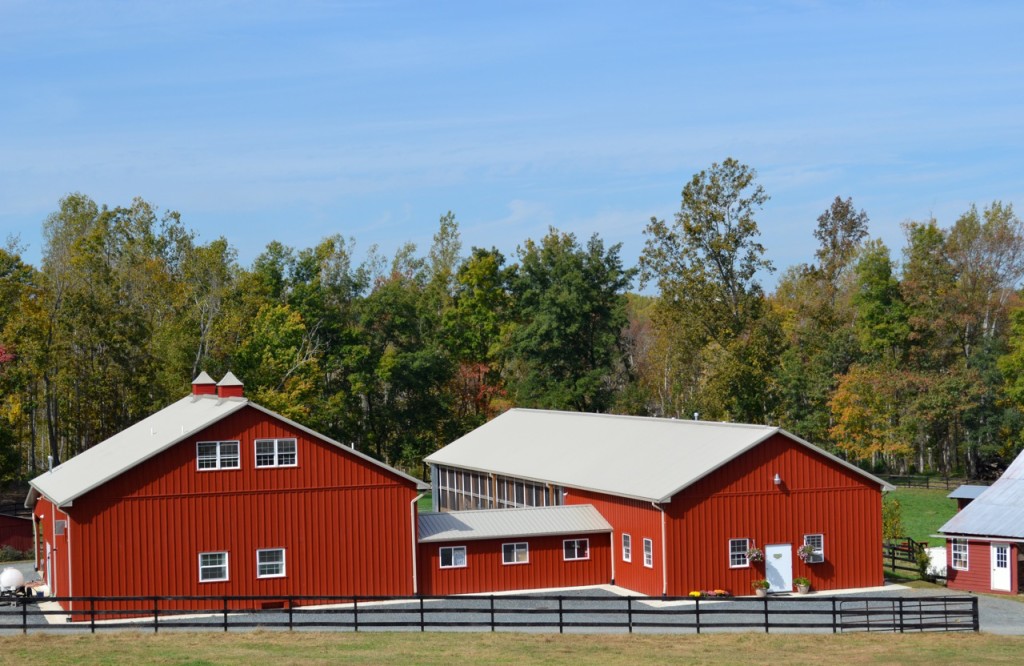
xmin=0 ymin=593 xmax=978 ymax=634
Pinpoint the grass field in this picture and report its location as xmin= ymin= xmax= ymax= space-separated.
xmin=887 ymin=487 xmax=958 ymax=546
xmin=1 ymin=631 xmax=1022 ymax=665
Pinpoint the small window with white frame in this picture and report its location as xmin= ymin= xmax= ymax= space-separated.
xmin=803 ymin=534 xmax=825 ymax=563
xmin=255 ymin=438 xmax=298 ymax=468
xmin=564 ymin=538 xmax=589 ymax=561
xmin=643 ymin=538 xmax=654 ymax=568
xmin=199 ymin=551 xmax=229 ymax=582
xmin=196 ymin=441 xmax=240 ymax=470
xmin=729 ymin=538 xmax=750 ymax=568
xmin=622 ymin=533 xmax=632 ymax=562
xmin=256 ymin=548 xmax=286 ymax=578
xmin=502 ymin=542 xmax=529 ymax=565
xmin=951 ymin=538 xmax=969 ymax=571
xmin=440 ymin=546 xmax=467 ymax=569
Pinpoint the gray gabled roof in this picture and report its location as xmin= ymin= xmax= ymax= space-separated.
xmin=424 ymin=408 xmax=890 ymax=503
xmin=940 ymin=452 xmax=1024 ymax=539
xmin=947 ymin=485 xmax=988 ymax=501
xmin=28 ymin=393 xmax=427 ymax=509
xmin=418 ymin=504 xmax=612 ymax=543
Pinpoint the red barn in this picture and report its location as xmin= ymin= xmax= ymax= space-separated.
xmin=417 ymin=505 xmax=612 ymax=595
xmin=26 ymin=372 xmax=428 ymax=617
xmin=940 ymin=453 xmax=1024 ymax=595
xmin=425 ymin=409 xmax=891 ymax=597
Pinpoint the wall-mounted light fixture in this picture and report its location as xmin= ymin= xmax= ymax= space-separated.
xmin=773 ymin=473 xmax=782 ymax=486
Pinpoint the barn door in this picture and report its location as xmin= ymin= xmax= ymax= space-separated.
xmin=46 ymin=542 xmax=54 ymax=595
xmin=765 ymin=544 xmax=793 ymax=592
xmin=991 ymin=543 xmax=1011 ymax=591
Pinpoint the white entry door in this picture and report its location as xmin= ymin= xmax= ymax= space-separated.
xmin=991 ymin=543 xmax=1011 ymax=592
xmin=765 ymin=544 xmax=793 ymax=593
xmin=46 ymin=542 xmax=54 ymax=595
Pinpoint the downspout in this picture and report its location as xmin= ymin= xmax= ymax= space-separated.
xmin=65 ymin=512 xmax=73 ymax=613
xmin=651 ymin=501 xmax=668 ymax=597
xmin=410 ymin=493 xmax=424 ymax=595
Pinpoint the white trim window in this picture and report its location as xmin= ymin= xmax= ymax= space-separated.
xmin=502 ymin=542 xmax=529 ymax=565
xmin=564 ymin=539 xmax=590 ymax=561
xmin=622 ymin=533 xmax=632 ymax=563
xmin=199 ymin=551 xmax=229 ymax=582
xmin=197 ymin=441 xmax=240 ymax=470
xmin=440 ymin=546 xmax=467 ymax=569
xmin=951 ymin=538 xmax=969 ymax=571
xmin=643 ymin=538 xmax=654 ymax=568
xmin=803 ymin=534 xmax=825 ymax=563
xmin=255 ymin=438 xmax=298 ymax=468
xmin=256 ymin=548 xmax=286 ymax=578
xmin=729 ymin=538 xmax=750 ymax=568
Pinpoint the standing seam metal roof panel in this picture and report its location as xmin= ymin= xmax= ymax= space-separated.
xmin=418 ymin=504 xmax=612 ymax=543
xmin=424 ymin=408 xmax=889 ymax=502
xmin=940 ymin=450 xmax=1024 ymax=538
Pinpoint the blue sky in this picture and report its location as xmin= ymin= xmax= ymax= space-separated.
xmin=2 ymin=1 xmax=1022 ymax=290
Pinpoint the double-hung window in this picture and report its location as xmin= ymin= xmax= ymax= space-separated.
xmin=729 ymin=538 xmax=750 ymax=568
xmin=622 ymin=533 xmax=632 ymax=562
xmin=643 ymin=538 xmax=654 ymax=568
xmin=502 ymin=542 xmax=529 ymax=565
xmin=257 ymin=548 xmax=286 ymax=578
xmin=199 ymin=551 xmax=229 ymax=582
xmin=803 ymin=534 xmax=825 ymax=563
xmin=440 ymin=546 xmax=467 ymax=569
xmin=951 ymin=538 xmax=969 ymax=571
xmin=255 ymin=438 xmax=297 ymax=468
xmin=197 ymin=441 xmax=240 ymax=470
xmin=564 ymin=539 xmax=590 ymax=561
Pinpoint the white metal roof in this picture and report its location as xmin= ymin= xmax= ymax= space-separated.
xmin=28 ymin=393 xmax=427 ymax=508
xmin=418 ymin=504 xmax=612 ymax=543
xmin=424 ymin=408 xmax=890 ymax=503
xmin=940 ymin=452 xmax=1024 ymax=539
xmin=947 ymin=485 xmax=989 ymax=500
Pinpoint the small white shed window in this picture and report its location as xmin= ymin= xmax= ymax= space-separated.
xmin=643 ymin=538 xmax=654 ymax=568
xmin=199 ymin=551 xmax=229 ymax=582
xmin=440 ymin=546 xmax=467 ymax=569
xmin=729 ymin=538 xmax=750 ymax=568
xmin=803 ymin=534 xmax=825 ymax=563
xmin=951 ymin=538 xmax=969 ymax=571
xmin=622 ymin=533 xmax=632 ymax=562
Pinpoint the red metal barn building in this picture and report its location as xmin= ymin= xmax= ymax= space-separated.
xmin=0 ymin=512 xmax=32 ymax=552
xmin=426 ymin=409 xmax=891 ymax=597
xmin=26 ymin=372 xmax=428 ymax=618
xmin=940 ymin=453 xmax=1024 ymax=595
xmin=417 ymin=505 xmax=612 ymax=595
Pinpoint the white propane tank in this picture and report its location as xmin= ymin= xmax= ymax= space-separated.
xmin=0 ymin=567 xmax=25 ymax=589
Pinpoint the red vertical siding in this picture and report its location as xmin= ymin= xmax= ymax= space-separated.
xmin=563 ymin=490 xmax=663 ymax=596
xmin=0 ymin=514 xmax=33 ymax=552
xmin=417 ymin=533 xmax=611 ymax=595
xmin=664 ymin=433 xmax=884 ymax=596
xmin=53 ymin=405 xmax=420 ymax=617
xmin=946 ymin=540 xmax=1017 ymax=594
xmin=34 ymin=497 xmax=71 ymax=601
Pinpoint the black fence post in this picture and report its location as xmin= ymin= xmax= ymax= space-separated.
xmin=627 ymin=597 xmax=633 ymax=634
xmin=763 ymin=596 xmax=769 ymax=634
xmin=223 ymin=596 xmax=229 ymax=632
xmin=353 ymin=596 xmax=359 ymax=632
xmin=21 ymin=597 xmax=27 ymax=634
xmin=972 ymin=597 xmax=980 ymax=632
xmin=694 ymin=597 xmax=700 ymax=634
xmin=288 ymin=597 xmax=294 ymax=631
xmin=898 ymin=598 xmax=905 ymax=633
xmin=558 ymin=596 xmax=564 ymax=635
xmin=489 ymin=595 xmax=495 ymax=632
xmin=831 ymin=598 xmax=837 ymax=633
xmin=153 ymin=596 xmax=159 ymax=634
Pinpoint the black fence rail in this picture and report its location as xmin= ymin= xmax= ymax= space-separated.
xmin=879 ymin=476 xmax=988 ymax=490
xmin=883 ymin=537 xmax=929 ymax=574
xmin=0 ymin=593 xmax=978 ymax=635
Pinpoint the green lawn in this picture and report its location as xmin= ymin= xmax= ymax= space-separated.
xmin=887 ymin=487 xmax=959 ymax=546
xmin=417 ymin=492 xmax=433 ymax=512
xmin=2 ymin=632 xmax=1023 ymax=665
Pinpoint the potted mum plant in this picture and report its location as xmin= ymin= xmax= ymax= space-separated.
xmin=794 ymin=576 xmax=811 ymax=594
xmin=751 ymin=579 xmax=770 ymax=597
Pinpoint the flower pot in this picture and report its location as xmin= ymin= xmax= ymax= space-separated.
xmin=755 ymin=588 xmax=768 ymax=598
xmin=796 ymin=584 xmax=810 ymax=594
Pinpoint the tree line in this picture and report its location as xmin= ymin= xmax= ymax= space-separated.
xmin=2 ymin=158 xmax=1023 ymax=481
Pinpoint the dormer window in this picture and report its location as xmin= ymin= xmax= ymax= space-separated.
xmin=255 ymin=439 xmax=297 ymax=468
xmin=197 ymin=441 xmax=240 ymax=470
